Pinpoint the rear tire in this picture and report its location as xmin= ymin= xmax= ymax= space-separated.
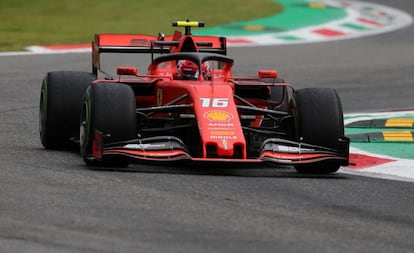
xmin=80 ymin=82 xmax=136 ymax=168
xmin=290 ymin=88 xmax=344 ymax=174
xmin=39 ymin=71 xmax=96 ymax=149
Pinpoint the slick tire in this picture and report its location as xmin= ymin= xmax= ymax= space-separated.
xmin=80 ymin=82 xmax=136 ymax=168
xmin=39 ymin=71 xmax=96 ymax=149
xmin=290 ymin=88 xmax=344 ymax=174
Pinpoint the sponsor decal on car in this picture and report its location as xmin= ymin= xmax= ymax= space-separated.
xmin=130 ymin=39 xmax=150 ymax=46
xmin=204 ymin=111 xmax=233 ymax=121
xmin=210 ymin=135 xmax=237 ymax=140
xmin=208 ymin=122 xmax=234 ymax=127
xmin=273 ymin=145 xmax=315 ymax=153
xmin=210 ymin=131 xmax=235 ymax=135
xmin=209 ymin=130 xmax=237 ymax=140
xmin=124 ymin=143 xmax=166 ymax=149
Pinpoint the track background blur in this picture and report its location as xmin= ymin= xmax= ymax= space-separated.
xmin=0 ymin=0 xmax=413 ymax=252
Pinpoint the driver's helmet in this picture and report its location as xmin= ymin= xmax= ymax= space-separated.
xmin=176 ymin=60 xmax=199 ymax=80
xmin=176 ymin=60 xmax=210 ymax=80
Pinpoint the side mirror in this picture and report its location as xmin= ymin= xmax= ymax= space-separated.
xmin=117 ymin=67 xmax=138 ymax=76
xmin=258 ymin=70 xmax=277 ymax=79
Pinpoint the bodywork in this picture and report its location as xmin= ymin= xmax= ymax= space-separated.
xmin=87 ymin=22 xmax=350 ymax=167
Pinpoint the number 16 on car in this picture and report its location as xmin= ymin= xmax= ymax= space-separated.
xmin=200 ymin=98 xmax=229 ymax=108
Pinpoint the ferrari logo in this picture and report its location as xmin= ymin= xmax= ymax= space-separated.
xmin=157 ymin=89 xmax=163 ymax=106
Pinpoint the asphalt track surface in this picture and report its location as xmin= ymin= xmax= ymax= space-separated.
xmin=1 ymin=1 xmax=414 ymax=252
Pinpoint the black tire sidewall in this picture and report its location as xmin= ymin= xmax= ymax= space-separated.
xmin=40 ymin=71 xmax=96 ymax=149
xmin=80 ymin=82 xmax=136 ymax=167
xmin=290 ymin=88 xmax=344 ymax=174
xmin=292 ymin=88 xmax=344 ymax=149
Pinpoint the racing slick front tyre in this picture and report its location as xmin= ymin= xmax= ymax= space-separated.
xmin=80 ymin=83 xmax=136 ymax=168
xmin=291 ymin=88 xmax=344 ymax=174
xmin=39 ymin=71 xmax=96 ymax=149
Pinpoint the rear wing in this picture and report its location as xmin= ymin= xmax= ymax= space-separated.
xmin=92 ymin=21 xmax=227 ymax=75
xmin=92 ymin=34 xmax=160 ymax=75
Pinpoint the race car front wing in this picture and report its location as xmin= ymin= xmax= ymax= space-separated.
xmin=88 ymin=131 xmax=350 ymax=166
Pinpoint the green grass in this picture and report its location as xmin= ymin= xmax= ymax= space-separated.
xmin=0 ymin=0 xmax=283 ymax=52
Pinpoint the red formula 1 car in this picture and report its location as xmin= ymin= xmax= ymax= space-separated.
xmin=39 ymin=21 xmax=350 ymax=174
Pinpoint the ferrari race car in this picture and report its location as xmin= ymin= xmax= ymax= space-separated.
xmin=39 ymin=20 xmax=350 ymax=174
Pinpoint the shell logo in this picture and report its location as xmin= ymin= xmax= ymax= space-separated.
xmin=204 ymin=111 xmax=233 ymax=121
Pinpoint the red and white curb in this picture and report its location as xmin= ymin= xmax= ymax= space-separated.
xmin=25 ymin=44 xmax=91 ymax=55
xmin=341 ymin=148 xmax=414 ymax=182
xmin=226 ymin=0 xmax=413 ymax=46
xmin=19 ymin=0 xmax=413 ymax=54
xmin=341 ymin=111 xmax=414 ymax=182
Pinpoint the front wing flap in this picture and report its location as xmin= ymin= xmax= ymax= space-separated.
xmin=93 ymin=131 xmax=349 ymax=166
xmin=258 ymin=138 xmax=349 ymax=165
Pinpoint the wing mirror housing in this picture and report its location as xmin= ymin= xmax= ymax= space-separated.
xmin=258 ymin=70 xmax=278 ymax=79
xmin=117 ymin=67 xmax=138 ymax=76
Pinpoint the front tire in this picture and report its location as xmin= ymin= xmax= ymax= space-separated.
xmin=80 ymin=82 xmax=136 ymax=168
xmin=39 ymin=71 xmax=96 ymax=149
xmin=290 ymin=88 xmax=344 ymax=174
